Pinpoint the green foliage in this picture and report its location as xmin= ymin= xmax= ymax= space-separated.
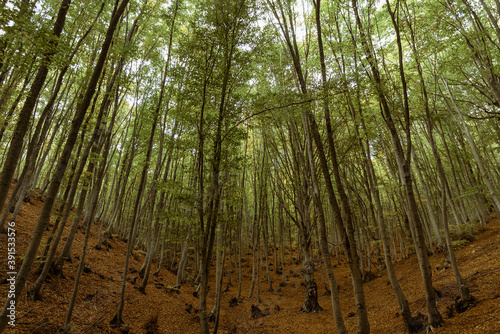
xmin=448 ymin=223 xmax=476 ymax=248
xmin=453 ymin=185 xmax=488 ymax=201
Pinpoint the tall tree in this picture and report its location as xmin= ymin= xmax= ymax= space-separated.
xmin=0 ymin=0 xmax=72 ymax=214
xmin=351 ymin=0 xmax=443 ymax=329
xmin=0 ymin=0 xmax=129 ymax=330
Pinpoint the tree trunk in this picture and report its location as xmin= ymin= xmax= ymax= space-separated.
xmin=352 ymin=0 xmax=443 ymax=329
xmin=30 ymin=68 xmax=110 ymax=298
xmin=0 ymin=0 xmax=71 ymax=211
xmin=0 ymin=0 xmax=127 ymax=330
xmin=303 ymin=108 xmax=347 ymax=332
xmin=441 ymin=79 xmax=500 ymax=212
xmin=64 ymin=91 xmax=114 ymax=329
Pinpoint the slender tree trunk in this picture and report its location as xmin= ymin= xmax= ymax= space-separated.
xmin=303 ymin=110 xmax=347 ymax=332
xmin=360 ymin=116 xmax=414 ymax=333
xmin=176 ymin=225 xmax=192 ymax=288
xmin=64 ymin=94 xmax=113 ymax=330
xmin=0 ymin=0 xmax=128 ymax=330
xmin=0 ymin=0 xmax=72 ymax=211
xmin=30 ymin=68 xmax=110 ymax=298
xmin=353 ymin=0 xmax=443 ymax=329
xmin=209 ymin=225 xmax=224 ymax=322
xmin=441 ymin=79 xmax=500 ymax=212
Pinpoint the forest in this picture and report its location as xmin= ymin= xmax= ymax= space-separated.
xmin=0 ymin=0 xmax=499 ymax=333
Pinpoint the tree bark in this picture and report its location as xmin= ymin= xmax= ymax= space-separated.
xmin=0 ymin=0 xmax=128 ymax=331
xmin=0 ymin=0 xmax=72 ymax=211
xmin=352 ymin=0 xmax=443 ymax=329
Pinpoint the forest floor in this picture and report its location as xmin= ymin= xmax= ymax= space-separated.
xmin=0 ymin=190 xmax=500 ymax=333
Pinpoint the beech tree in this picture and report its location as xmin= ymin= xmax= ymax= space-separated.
xmin=1 ymin=0 xmax=499 ymax=332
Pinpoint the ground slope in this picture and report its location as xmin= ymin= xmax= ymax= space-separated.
xmin=0 ymin=192 xmax=499 ymax=333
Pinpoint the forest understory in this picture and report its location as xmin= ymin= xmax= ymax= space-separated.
xmin=1 ymin=188 xmax=499 ymax=334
